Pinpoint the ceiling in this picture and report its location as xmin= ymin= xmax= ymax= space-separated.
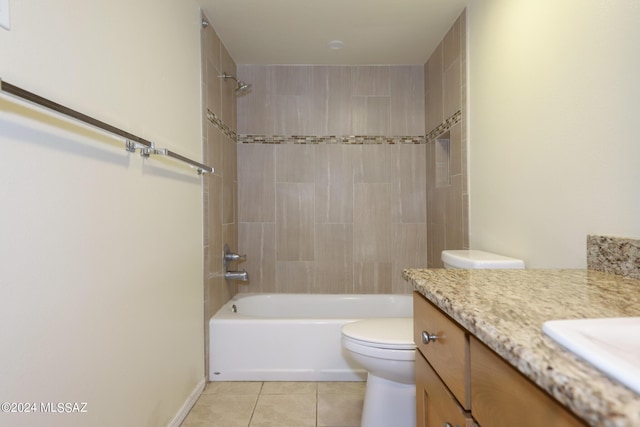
xmin=198 ymin=0 xmax=469 ymax=65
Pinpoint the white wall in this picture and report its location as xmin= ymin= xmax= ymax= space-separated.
xmin=467 ymin=0 xmax=640 ymax=268
xmin=0 ymin=1 xmax=204 ymax=426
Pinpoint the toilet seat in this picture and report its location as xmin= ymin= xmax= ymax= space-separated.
xmin=342 ymin=318 xmax=415 ymax=350
xmin=342 ymin=335 xmax=416 ymax=361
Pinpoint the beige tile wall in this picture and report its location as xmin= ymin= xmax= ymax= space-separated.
xmin=425 ymin=10 xmax=469 ymax=267
xmin=231 ymin=18 xmax=476 ymax=292
xmin=201 ymin=13 xmax=240 ymax=376
xmin=236 ymin=65 xmax=427 ymax=294
xmin=238 ymin=142 xmax=426 ymax=294
xmin=237 ymin=65 xmax=425 ymax=137
xmin=238 ymin=65 xmax=427 ymax=293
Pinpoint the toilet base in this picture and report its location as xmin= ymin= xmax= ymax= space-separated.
xmin=361 ymin=373 xmax=416 ymax=427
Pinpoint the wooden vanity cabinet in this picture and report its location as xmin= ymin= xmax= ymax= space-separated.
xmin=417 ymin=350 xmax=474 ymax=427
xmin=414 ymin=291 xmax=469 ymax=409
xmin=470 ymin=337 xmax=586 ymax=427
xmin=414 ymin=292 xmax=587 ymax=427
xmin=414 ymin=292 xmax=474 ymax=427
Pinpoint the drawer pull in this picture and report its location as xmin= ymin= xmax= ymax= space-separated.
xmin=421 ymin=330 xmax=438 ymax=344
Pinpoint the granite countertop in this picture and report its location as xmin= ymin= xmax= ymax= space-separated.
xmin=402 ymin=268 xmax=640 ymax=427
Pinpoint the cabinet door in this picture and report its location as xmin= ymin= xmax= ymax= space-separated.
xmin=470 ymin=337 xmax=586 ymax=427
xmin=417 ymin=351 xmax=472 ymax=427
xmin=414 ymin=292 xmax=470 ymax=409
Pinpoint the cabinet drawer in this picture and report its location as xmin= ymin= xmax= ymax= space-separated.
xmin=470 ymin=337 xmax=586 ymax=427
xmin=417 ymin=352 xmax=473 ymax=427
xmin=414 ymin=292 xmax=469 ymax=409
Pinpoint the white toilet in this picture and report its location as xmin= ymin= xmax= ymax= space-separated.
xmin=342 ymin=249 xmax=524 ymax=427
xmin=341 ymin=318 xmax=416 ymax=427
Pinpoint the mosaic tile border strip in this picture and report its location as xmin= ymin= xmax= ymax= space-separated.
xmin=208 ymin=108 xmax=461 ymax=145
xmin=426 ymin=110 xmax=462 ymax=142
xmin=238 ymin=135 xmax=426 ymax=145
xmin=206 ymin=109 xmax=237 ymax=142
xmin=587 ymin=235 xmax=640 ymax=279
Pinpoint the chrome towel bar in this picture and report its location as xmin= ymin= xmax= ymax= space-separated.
xmin=0 ymin=79 xmax=214 ymax=175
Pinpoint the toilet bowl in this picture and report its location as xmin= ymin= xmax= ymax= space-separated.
xmin=341 ymin=318 xmax=416 ymax=427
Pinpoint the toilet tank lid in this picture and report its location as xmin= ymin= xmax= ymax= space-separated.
xmin=441 ymin=250 xmax=525 ymax=269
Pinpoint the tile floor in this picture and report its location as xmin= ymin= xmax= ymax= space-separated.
xmin=181 ymin=381 xmax=365 ymax=427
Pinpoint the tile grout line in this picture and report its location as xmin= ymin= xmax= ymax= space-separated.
xmin=246 ymin=381 xmax=264 ymax=427
xmin=315 ymin=382 xmax=319 ymax=427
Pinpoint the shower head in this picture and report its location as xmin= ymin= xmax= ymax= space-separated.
xmin=219 ymin=73 xmax=252 ymax=95
xmin=236 ymin=81 xmax=252 ymax=94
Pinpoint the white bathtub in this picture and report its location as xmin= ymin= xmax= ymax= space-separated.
xmin=209 ymin=293 xmax=413 ymax=381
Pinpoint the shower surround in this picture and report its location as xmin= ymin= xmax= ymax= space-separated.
xmin=236 ymin=10 xmax=467 ymax=282
xmin=236 ymin=65 xmax=428 ymax=294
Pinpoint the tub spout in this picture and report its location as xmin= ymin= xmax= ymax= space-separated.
xmin=225 ymin=269 xmax=249 ymax=282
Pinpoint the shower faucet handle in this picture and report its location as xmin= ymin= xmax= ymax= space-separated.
xmin=223 ymin=244 xmax=246 ymax=267
xmin=224 ymin=252 xmax=246 ymax=262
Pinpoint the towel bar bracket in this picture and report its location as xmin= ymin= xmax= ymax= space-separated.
xmin=125 ymin=139 xmax=147 ymax=153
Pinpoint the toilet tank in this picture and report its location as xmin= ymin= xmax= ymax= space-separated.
xmin=441 ymin=250 xmax=525 ymax=269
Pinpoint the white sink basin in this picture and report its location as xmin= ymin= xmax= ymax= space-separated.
xmin=542 ymin=317 xmax=640 ymax=394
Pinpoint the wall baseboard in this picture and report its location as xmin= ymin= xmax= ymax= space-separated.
xmin=167 ymin=378 xmax=206 ymax=427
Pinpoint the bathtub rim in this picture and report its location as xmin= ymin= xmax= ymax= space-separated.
xmin=210 ymin=292 xmax=414 ymax=321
